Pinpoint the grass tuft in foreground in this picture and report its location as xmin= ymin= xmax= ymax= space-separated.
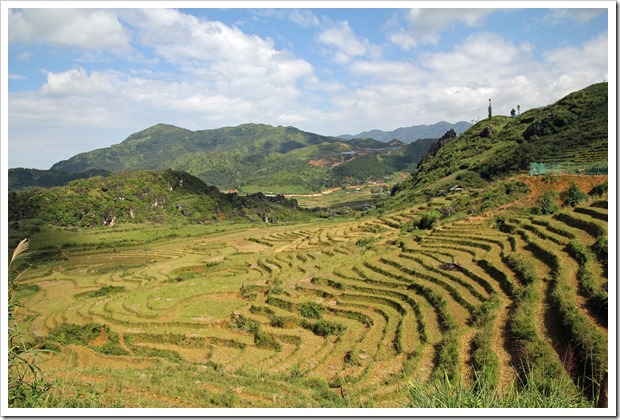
xmin=408 ymin=368 xmax=594 ymax=408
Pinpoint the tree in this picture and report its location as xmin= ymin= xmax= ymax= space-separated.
xmin=511 ymin=109 xmax=516 ymax=118
xmin=534 ymin=190 xmax=560 ymax=214
xmin=563 ymin=182 xmax=587 ymax=207
xmin=488 ymin=98 xmax=493 ymax=119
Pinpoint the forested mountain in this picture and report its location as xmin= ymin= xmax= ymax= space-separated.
xmin=45 ymin=123 xmax=349 ymax=191
xmin=390 ymin=82 xmax=608 ymax=207
xmin=16 ymin=123 xmax=439 ymax=192
xmin=338 ymin=121 xmax=471 ymax=143
xmin=51 ymin=123 xmax=337 ymax=173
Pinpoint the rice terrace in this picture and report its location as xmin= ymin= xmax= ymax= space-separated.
xmin=6 ymin=80 xmax=611 ymax=411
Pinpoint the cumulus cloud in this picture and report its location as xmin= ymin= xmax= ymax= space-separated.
xmin=9 ymin=8 xmax=132 ymax=52
xmin=542 ymin=31 xmax=608 ymax=92
xmin=120 ymin=9 xmax=314 ymax=97
xmin=316 ymin=20 xmax=381 ymax=64
xmin=390 ymin=8 xmax=495 ymax=50
xmin=6 ymin=7 xmax=610 ymax=168
xmin=317 ymin=28 xmax=609 ymax=133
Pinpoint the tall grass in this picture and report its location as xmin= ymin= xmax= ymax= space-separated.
xmin=408 ymin=366 xmax=593 ymax=408
xmin=8 ymin=238 xmax=53 ymax=407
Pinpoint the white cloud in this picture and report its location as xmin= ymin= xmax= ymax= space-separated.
xmin=316 ymin=28 xmax=609 ymax=134
xmin=6 ymin=8 xmax=610 ymax=168
xmin=9 ymin=8 xmax=132 ymax=52
xmin=542 ymin=31 xmax=608 ymax=92
xmin=120 ymin=9 xmax=314 ymax=93
xmin=42 ymin=67 xmax=117 ymax=96
xmin=544 ymin=8 xmax=606 ymax=25
xmin=387 ymin=32 xmax=418 ymax=51
xmin=348 ymin=59 xmax=425 ymax=84
xmin=288 ymin=9 xmax=320 ymax=28
xmin=316 ymin=20 xmax=381 ymax=64
xmin=390 ymin=8 xmax=495 ymax=50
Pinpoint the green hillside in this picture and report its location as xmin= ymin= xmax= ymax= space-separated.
xmin=8 ymin=169 xmax=305 ymax=227
xmin=332 ymin=138 xmax=437 ymax=182
xmin=390 ymin=82 xmax=608 ymax=208
xmin=51 ymin=123 xmax=331 ymax=172
xmin=48 ymin=124 xmax=341 ymax=192
xmin=42 ymin=123 xmax=438 ymax=193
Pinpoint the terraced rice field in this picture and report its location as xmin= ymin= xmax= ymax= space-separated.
xmin=13 ymin=189 xmax=608 ymax=408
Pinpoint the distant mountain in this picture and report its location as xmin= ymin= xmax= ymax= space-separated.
xmin=338 ymin=121 xmax=472 ymax=143
xmin=49 ymin=123 xmax=345 ymax=192
xmin=51 ymin=123 xmax=336 ymax=173
xmin=39 ymin=123 xmax=446 ymax=192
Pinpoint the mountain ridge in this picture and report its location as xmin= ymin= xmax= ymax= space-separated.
xmin=19 ymin=122 xmax=441 ymax=192
xmin=338 ymin=121 xmax=472 ymax=143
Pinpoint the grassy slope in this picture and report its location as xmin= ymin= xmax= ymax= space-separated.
xmin=389 ymin=82 xmax=608 ymax=208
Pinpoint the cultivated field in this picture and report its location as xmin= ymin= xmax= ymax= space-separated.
xmin=9 ymin=175 xmax=608 ymax=408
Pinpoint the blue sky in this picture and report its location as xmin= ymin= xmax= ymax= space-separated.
xmin=3 ymin=2 xmax=612 ymax=169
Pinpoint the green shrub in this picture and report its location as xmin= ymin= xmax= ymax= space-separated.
xmin=270 ymin=316 xmax=297 ymax=328
xmin=254 ymin=331 xmax=281 ymax=351
xmin=562 ymin=182 xmax=588 ymax=207
xmin=418 ymin=210 xmax=442 ymax=229
xmin=48 ymin=323 xmax=102 ymax=345
xmin=589 ymin=181 xmax=608 ymax=196
xmin=533 ymin=190 xmax=560 ymax=214
xmin=455 ymin=171 xmax=486 ymax=188
xmin=86 ymin=285 xmax=125 ymax=298
xmin=299 ymin=302 xmax=324 ymax=319
xmin=230 ymin=314 xmax=260 ymax=335
xmin=356 ymin=237 xmax=377 ymax=248
xmin=98 ymin=335 xmax=129 ymax=356
xmin=269 ymin=279 xmax=283 ymax=295
xmin=302 ymin=319 xmax=345 ymax=337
